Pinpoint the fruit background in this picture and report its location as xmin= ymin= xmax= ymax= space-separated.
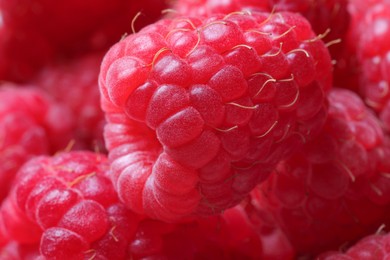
xmin=0 ymin=0 xmax=390 ymax=259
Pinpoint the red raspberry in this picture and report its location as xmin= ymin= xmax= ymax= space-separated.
xmin=129 ymin=205 xmax=264 ymax=259
xmin=100 ymin=11 xmax=332 ymax=221
xmin=251 ymin=88 xmax=389 ymax=256
xmin=0 ymin=86 xmax=73 ymax=203
xmin=0 ymin=0 xmax=167 ymax=82
xmin=318 ymin=230 xmax=390 ymax=260
xmin=0 ymin=151 xmax=139 ymax=259
xmin=33 ymin=53 xmax=106 ymax=151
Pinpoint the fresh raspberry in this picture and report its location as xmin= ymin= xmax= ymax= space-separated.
xmin=129 ymin=205 xmax=264 ymax=259
xmin=172 ymin=0 xmax=349 ymax=57
xmin=0 ymin=86 xmax=73 ymax=203
xmin=251 ymin=88 xmax=390 ymax=256
xmin=318 ymin=230 xmax=390 ymax=260
xmin=33 ymin=53 xmax=106 ymax=151
xmin=0 ymin=151 xmax=140 ymax=259
xmin=0 ymin=0 xmax=167 ymax=82
xmin=100 ymin=11 xmax=332 ymax=221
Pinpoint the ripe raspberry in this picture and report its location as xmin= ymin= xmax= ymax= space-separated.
xmin=0 ymin=151 xmax=139 ymax=259
xmin=0 ymin=0 xmax=167 ymax=82
xmin=0 ymin=86 xmax=73 ymax=203
xmin=100 ymin=11 xmax=332 ymax=221
xmin=33 ymin=53 xmax=106 ymax=151
xmin=318 ymin=230 xmax=390 ymax=260
xmin=129 ymin=205 xmax=264 ymax=259
xmin=251 ymin=88 xmax=389 ymax=256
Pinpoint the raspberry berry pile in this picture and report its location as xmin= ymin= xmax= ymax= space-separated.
xmin=1 ymin=0 xmax=390 ymax=259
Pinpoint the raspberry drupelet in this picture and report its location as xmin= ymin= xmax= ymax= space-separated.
xmin=0 ymin=151 xmax=140 ymax=260
xmin=99 ymin=11 xmax=332 ymax=222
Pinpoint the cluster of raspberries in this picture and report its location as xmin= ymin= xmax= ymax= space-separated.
xmin=1 ymin=0 xmax=390 ymax=259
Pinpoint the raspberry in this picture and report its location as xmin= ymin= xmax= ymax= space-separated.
xmin=100 ymin=11 xmax=332 ymax=221
xmin=0 ymin=86 xmax=73 ymax=203
xmin=33 ymin=53 xmax=106 ymax=151
xmin=251 ymin=88 xmax=389 ymax=256
xmin=129 ymin=205 xmax=264 ymax=259
xmin=318 ymin=231 xmax=390 ymax=260
xmin=0 ymin=0 xmax=167 ymax=82
xmin=0 ymin=151 xmax=139 ymax=259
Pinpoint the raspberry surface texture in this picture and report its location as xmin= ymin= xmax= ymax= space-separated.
xmin=0 ymin=86 xmax=73 ymax=204
xmin=251 ymin=88 xmax=390 ymax=256
xmin=0 ymin=151 xmax=139 ymax=259
xmin=33 ymin=53 xmax=106 ymax=151
xmin=100 ymin=11 xmax=332 ymax=221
